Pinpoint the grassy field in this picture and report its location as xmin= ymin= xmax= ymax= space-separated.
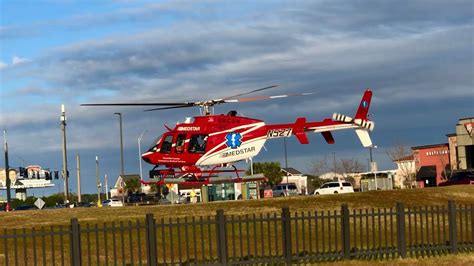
xmin=1 ymin=185 xmax=473 ymax=229
xmin=0 ymin=185 xmax=473 ymax=265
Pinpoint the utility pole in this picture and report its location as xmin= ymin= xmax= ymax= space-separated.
xmin=283 ymin=138 xmax=288 ymax=168
xmin=105 ymin=174 xmax=109 ymax=200
xmin=3 ymin=130 xmax=11 ymax=210
xmin=60 ymin=104 xmax=69 ymax=203
xmin=138 ymin=130 xmax=148 ymax=180
xmin=114 ymin=112 xmax=124 ymax=176
xmin=96 ymin=156 xmax=101 ymax=206
xmin=333 ymin=151 xmax=337 ymax=179
xmin=76 ymin=153 xmax=81 ymax=203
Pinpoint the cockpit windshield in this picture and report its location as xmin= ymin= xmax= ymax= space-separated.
xmin=147 ymin=135 xmax=163 ymax=152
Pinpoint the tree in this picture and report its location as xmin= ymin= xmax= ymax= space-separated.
xmin=311 ymin=156 xmax=363 ymax=180
xmin=246 ymin=161 xmax=283 ymax=186
xmin=306 ymin=174 xmax=325 ymax=191
xmin=386 ymin=144 xmax=415 ymax=188
xmin=338 ymin=158 xmax=365 ymax=174
xmin=125 ymin=178 xmax=141 ymax=193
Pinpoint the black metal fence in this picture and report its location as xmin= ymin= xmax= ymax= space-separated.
xmin=1 ymin=200 xmax=473 ymax=265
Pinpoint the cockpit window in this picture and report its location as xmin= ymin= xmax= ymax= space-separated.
xmin=188 ymin=134 xmax=208 ymax=153
xmin=175 ymin=134 xmax=186 ymax=153
xmin=147 ymin=135 xmax=162 ymax=152
xmin=160 ymin=134 xmax=173 ymax=153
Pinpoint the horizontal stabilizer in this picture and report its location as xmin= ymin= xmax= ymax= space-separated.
xmin=294 ymin=117 xmax=309 ymax=144
xmin=321 ymin=131 xmax=335 ymax=144
xmin=355 ymin=129 xmax=372 ymax=147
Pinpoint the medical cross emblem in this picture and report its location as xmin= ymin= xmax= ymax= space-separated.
xmin=225 ymin=132 xmax=242 ymax=149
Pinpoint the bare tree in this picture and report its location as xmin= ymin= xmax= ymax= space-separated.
xmin=310 ymin=156 xmax=331 ymax=177
xmin=386 ymin=144 xmax=415 ymax=188
xmin=338 ymin=158 xmax=365 ymax=174
xmin=310 ymin=156 xmax=364 ymax=185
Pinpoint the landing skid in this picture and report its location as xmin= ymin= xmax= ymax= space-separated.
xmin=141 ymin=165 xmax=266 ymax=186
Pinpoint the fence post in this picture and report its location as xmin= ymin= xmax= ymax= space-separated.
xmin=216 ymin=209 xmax=228 ymax=265
xmin=396 ymin=202 xmax=406 ymax=258
xmin=145 ymin=213 xmax=157 ymax=266
xmin=341 ymin=204 xmax=351 ymax=259
xmin=70 ymin=218 xmax=81 ymax=266
xmin=282 ymin=207 xmax=292 ymax=265
xmin=448 ymin=200 xmax=457 ymax=254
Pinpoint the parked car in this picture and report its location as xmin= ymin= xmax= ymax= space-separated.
xmin=314 ymin=181 xmax=354 ymax=195
xmin=438 ymin=170 xmax=474 ymax=186
xmin=14 ymin=205 xmax=35 ymax=211
xmin=127 ymin=193 xmax=146 ymax=203
xmin=272 ymin=183 xmax=299 ymax=197
xmin=102 ymin=199 xmax=124 ymax=207
xmin=75 ymin=201 xmax=92 ymax=208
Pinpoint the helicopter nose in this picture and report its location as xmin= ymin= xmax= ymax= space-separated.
xmin=141 ymin=151 xmax=155 ymax=164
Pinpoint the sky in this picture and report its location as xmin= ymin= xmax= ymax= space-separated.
xmin=0 ymin=0 xmax=473 ymax=197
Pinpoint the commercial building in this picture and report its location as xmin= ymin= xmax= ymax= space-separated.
xmin=451 ymin=117 xmax=474 ymax=170
xmin=412 ymin=117 xmax=474 ymax=188
xmin=413 ymin=143 xmax=450 ymax=187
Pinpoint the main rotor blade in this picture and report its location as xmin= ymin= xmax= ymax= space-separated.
xmin=81 ymin=102 xmax=192 ymax=106
xmin=144 ymin=105 xmax=195 ymax=112
xmin=222 ymin=85 xmax=279 ymax=100
xmin=224 ymin=92 xmax=315 ymax=103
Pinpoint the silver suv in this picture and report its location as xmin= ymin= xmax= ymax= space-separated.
xmin=272 ymin=183 xmax=299 ymax=197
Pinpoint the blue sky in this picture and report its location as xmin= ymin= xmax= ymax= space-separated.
xmin=1 ymin=0 xmax=473 ymax=197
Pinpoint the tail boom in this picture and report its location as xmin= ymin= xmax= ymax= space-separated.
xmin=264 ymin=89 xmax=374 ymax=147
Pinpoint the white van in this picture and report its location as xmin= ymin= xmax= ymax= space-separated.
xmin=102 ymin=199 xmax=124 ymax=207
xmin=314 ymin=181 xmax=354 ymax=195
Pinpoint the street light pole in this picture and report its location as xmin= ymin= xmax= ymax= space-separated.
xmin=104 ymin=173 xmax=109 ymax=200
xmin=76 ymin=153 xmax=81 ymax=203
xmin=96 ymin=156 xmax=101 ymax=205
xmin=369 ymin=145 xmax=378 ymax=190
xmin=114 ymin=113 xmax=124 ymax=176
xmin=60 ymin=104 xmax=69 ymax=203
xmin=138 ymin=130 xmax=148 ymax=180
xmin=3 ymin=130 xmax=11 ymax=209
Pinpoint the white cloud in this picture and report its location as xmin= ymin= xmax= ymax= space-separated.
xmin=0 ymin=60 xmax=7 ymax=70
xmin=12 ymin=55 xmax=31 ymax=66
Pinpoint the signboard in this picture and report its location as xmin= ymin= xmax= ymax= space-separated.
xmin=263 ymin=189 xmax=273 ymax=198
xmin=370 ymin=162 xmax=378 ymax=172
xmin=34 ymin=198 xmax=45 ymax=210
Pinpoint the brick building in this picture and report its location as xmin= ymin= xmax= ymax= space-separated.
xmin=412 ymin=143 xmax=450 ymax=187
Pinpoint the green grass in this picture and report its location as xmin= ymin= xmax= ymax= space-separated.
xmin=1 ymin=185 xmax=473 ymax=229
xmin=0 ymin=185 xmax=473 ymax=265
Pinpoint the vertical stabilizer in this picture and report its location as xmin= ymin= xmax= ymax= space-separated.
xmin=354 ymin=89 xmax=372 ymax=120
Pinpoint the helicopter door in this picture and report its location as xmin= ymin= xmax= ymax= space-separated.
xmin=160 ymin=134 xmax=173 ymax=154
xmin=188 ymin=134 xmax=208 ymax=154
xmin=175 ymin=134 xmax=186 ymax=153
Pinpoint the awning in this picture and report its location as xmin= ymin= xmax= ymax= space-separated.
xmin=416 ymin=166 xmax=437 ymax=181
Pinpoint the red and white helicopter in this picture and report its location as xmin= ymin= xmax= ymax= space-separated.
xmin=82 ymin=86 xmax=374 ymax=185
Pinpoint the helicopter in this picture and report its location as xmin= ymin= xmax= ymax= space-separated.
xmin=81 ymin=86 xmax=374 ymax=185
